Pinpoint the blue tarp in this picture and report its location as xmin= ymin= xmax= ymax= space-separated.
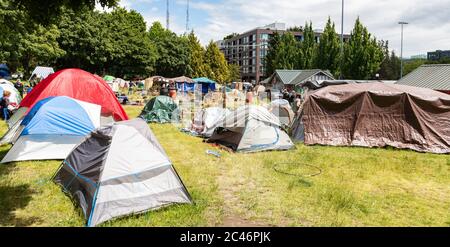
xmin=21 ymin=96 xmax=96 ymax=136
xmin=176 ymin=82 xmax=196 ymax=92
xmin=0 ymin=64 xmax=10 ymax=79
xmin=193 ymin=77 xmax=216 ymax=94
xmin=197 ymin=83 xmax=216 ymax=94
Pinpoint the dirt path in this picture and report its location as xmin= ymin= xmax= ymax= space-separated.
xmin=216 ymin=166 xmax=268 ymax=227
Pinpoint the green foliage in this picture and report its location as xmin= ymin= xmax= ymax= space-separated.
xmin=315 ymin=17 xmax=340 ymax=76
xmin=10 ymin=0 xmax=119 ymax=24
xmin=223 ymin=33 xmax=239 ymax=40
xmin=149 ymin=22 xmax=191 ymax=78
xmin=287 ymin=26 xmax=303 ymax=32
xmin=20 ymin=25 xmax=66 ymax=73
xmin=403 ymin=59 xmax=426 ymax=76
xmin=342 ymin=18 xmax=384 ymax=79
xmin=103 ymin=8 xmax=156 ymax=78
xmin=187 ymin=31 xmax=208 ymax=78
xmin=265 ymin=17 xmax=385 ymax=80
xmin=276 ymin=33 xmax=301 ymax=70
xmin=204 ymin=41 xmax=229 ymax=83
xmin=265 ymin=32 xmax=282 ymax=76
xmin=300 ymin=21 xmax=316 ymax=69
xmin=377 ymin=40 xmax=401 ymax=80
xmin=56 ymin=7 xmax=155 ymax=78
xmin=227 ymin=63 xmax=241 ymax=82
xmin=264 ymin=33 xmax=301 ymax=73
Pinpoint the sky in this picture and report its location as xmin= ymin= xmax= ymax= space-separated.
xmin=97 ymin=0 xmax=450 ymax=58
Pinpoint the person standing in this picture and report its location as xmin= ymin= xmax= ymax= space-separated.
xmin=160 ymin=83 xmax=169 ymax=96
xmin=245 ymin=86 xmax=254 ymax=104
xmin=14 ymin=79 xmax=24 ymax=97
xmin=293 ymin=94 xmax=302 ymax=116
xmin=1 ymin=91 xmax=11 ymax=120
xmin=168 ymin=81 xmax=177 ymax=99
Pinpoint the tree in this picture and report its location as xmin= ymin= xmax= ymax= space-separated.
xmin=57 ymin=8 xmax=156 ymax=78
xmin=187 ymin=31 xmax=207 ymax=78
xmin=377 ymin=40 xmax=400 ymax=80
xmin=403 ymin=59 xmax=426 ymax=76
xmin=227 ymin=63 xmax=241 ymax=82
xmin=275 ymin=33 xmax=301 ymax=70
xmin=287 ymin=26 xmax=303 ymax=32
xmin=19 ymin=25 xmax=65 ymax=74
xmin=0 ymin=0 xmax=32 ymax=71
xmin=315 ymin=17 xmax=340 ymax=76
xmin=265 ymin=32 xmax=282 ymax=76
xmin=342 ymin=18 xmax=384 ymax=79
xmin=223 ymin=33 xmax=239 ymax=40
xmin=10 ymin=0 xmax=118 ymax=24
xmin=149 ymin=22 xmax=190 ymax=78
xmin=104 ymin=8 xmax=156 ymax=78
xmin=204 ymin=41 xmax=229 ymax=83
xmin=300 ymin=21 xmax=316 ymax=69
xmin=56 ymin=8 xmax=108 ymax=73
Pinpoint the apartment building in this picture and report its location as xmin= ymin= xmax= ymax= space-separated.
xmin=427 ymin=50 xmax=450 ymax=61
xmin=216 ymin=22 xmax=350 ymax=83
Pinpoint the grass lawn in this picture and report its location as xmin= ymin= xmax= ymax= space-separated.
xmin=0 ymin=105 xmax=449 ymax=227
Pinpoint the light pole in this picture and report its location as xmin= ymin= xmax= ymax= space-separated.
xmin=399 ymin=21 xmax=408 ymax=78
xmin=340 ymin=0 xmax=344 ymax=79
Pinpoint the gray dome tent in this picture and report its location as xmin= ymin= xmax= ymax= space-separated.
xmin=267 ymin=99 xmax=295 ymax=127
xmin=207 ymin=105 xmax=294 ymax=152
xmin=53 ymin=118 xmax=192 ymax=226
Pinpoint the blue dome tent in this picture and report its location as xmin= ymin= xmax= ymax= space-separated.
xmin=1 ymin=96 xmax=102 ymax=163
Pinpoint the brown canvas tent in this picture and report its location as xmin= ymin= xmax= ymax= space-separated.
xmin=291 ymin=83 xmax=450 ymax=154
xmin=170 ymin=76 xmax=194 ymax=83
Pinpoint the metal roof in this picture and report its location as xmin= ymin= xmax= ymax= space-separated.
xmin=273 ymin=69 xmax=335 ymax=85
xmin=396 ymin=64 xmax=450 ymax=90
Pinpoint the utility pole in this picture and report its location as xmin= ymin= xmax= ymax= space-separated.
xmin=166 ymin=0 xmax=170 ymax=30
xmin=186 ymin=0 xmax=190 ymax=32
xmin=340 ymin=0 xmax=344 ymax=79
xmin=399 ymin=21 xmax=409 ymax=78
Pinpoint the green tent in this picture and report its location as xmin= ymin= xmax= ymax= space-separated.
xmin=140 ymin=96 xmax=179 ymax=123
xmin=103 ymin=75 xmax=115 ymax=82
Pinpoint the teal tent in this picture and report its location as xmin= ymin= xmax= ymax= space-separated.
xmin=193 ymin=77 xmax=216 ymax=93
xmin=139 ymin=96 xmax=179 ymax=123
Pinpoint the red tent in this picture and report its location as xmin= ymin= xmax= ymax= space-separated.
xmin=21 ymin=68 xmax=128 ymax=121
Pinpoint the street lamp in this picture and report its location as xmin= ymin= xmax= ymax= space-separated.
xmin=399 ymin=21 xmax=409 ymax=78
xmin=339 ymin=0 xmax=344 ymax=79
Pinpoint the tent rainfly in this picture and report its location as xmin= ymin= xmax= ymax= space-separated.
xmin=193 ymin=77 xmax=216 ymax=94
xmin=53 ymin=118 xmax=192 ymax=227
xmin=1 ymin=96 xmax=101 ymax=163
xmin=140 ymin=96 xmax=179 ymax=123
xmin=0 ymin=78 xmax=14 ymax=87
xmin=207 ymin=105 xmax=295 ymax=152
xmin=8 ymin=68 xmax=128 ymax=130
xmin=191 ymin=107 xmax=231 ymax=138
xmin=0 ymin=83 xmax=22 ymax=106
xmin=292 ymin=82 xmax=450 ymax=154
xmin=28 ymin=66 xmax=54 ymax=81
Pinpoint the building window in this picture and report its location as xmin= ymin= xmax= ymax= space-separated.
xmin=260 ymin=33 xmax=269 ymax=41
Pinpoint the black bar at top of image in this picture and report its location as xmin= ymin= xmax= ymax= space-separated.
xmin=1 ymin=227 xmax=449 ymax=246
